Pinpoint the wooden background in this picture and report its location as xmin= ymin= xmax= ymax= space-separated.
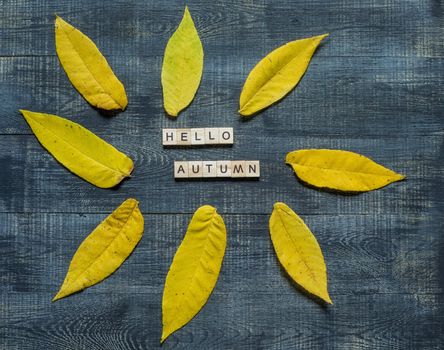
xmin=1 ymin=0 xmax=443 ymax=349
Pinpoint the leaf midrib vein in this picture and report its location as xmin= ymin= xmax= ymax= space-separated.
xmin=69 ymin=202 xmax=138 ymax=283
xmin=30 ymin=115 xmax=125 ymax=178
xmin=275 ymin=208 xmax=318 ymax=285
xmin=179 ymin=210 xmax=220 ymax=308
xmin=59 ymin=22 xmax=122 ymax=109
xmin=241 ymin=44 xmax=305 ymax=110
xmin=292 ymin=163 xmax=397 ymax=177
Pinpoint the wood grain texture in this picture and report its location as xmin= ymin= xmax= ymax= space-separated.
xmin=0 ymin=133 xmax=439 ymax=215
xmin=1 ymin=213 xmax=443 ymax=349
xmin=1 ymin=0 xmax=443 ymax=349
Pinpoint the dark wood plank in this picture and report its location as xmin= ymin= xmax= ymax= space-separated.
xmin=0 ymin=56 xmax=442 ymax=136
xmin=0 ymin=132 xmax=440 ymax=214
xmin=2 ymin=292 xmax=443 ymax=350
xmin=1 ymin=212 xmax=442 ymax=295
xmin=0 ymin=0 xmax=442 ymax=58
xmin=1 ymin=213 xmax=443 ymax=349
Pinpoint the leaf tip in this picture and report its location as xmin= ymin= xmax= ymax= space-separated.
xmin=125 ymin=161 xmax=134 ymax=179
xmin=160 ymin=329 xmax=170 ymax=344
xmin=238 ymin=108 xmax=251 ymax=117
xmin=168 ymin=112 xmax=179 ymax=118
xmin=387 ymin=171 xmax=405 ymax=184
xmin=273 ymin=202 xmax=286 ymax=210
xmin=54 ymin=14 xmax=64 ymax=24
xmin=54 ymin=15 xmax=68 ymax=31
xmin=19 ymin=109 xmax=32 ymax=120
xmin=198 ymin=204 xmax=217 ymax=215
xmin=310 ymin=33 xmax=329 ymax=44
xmin=284 ymin=151 xmax=293 ymax=163
xmin=181 ymin=5 xmax=193 ymax=25
xmin=52 ymin=285 xmax=71 ymax=301
xmin=126 ymin=198 xmax=139 ymax=206
xmin=324 ymin=293 xmax=333 ymax=305
xmin=52 ymin=291 xmax=62 ymax=302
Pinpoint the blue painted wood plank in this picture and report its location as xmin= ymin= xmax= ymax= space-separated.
xmin=0 ymin=56 xmax=442 ymax=136
xmin=0 ymin=1 xmax=443 ymax=58
xmin=0 ymin=133 xmax=439 ymax=215
xmin=1 ymin=213 xmax=443 ymax=349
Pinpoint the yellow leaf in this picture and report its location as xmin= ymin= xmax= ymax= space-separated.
xmin=269 ymin=202 xmax=332 ymax=304
xmin=20 ymin=110 xmax=133 ymax=188
xmin=239 ymin=34 xmax=328 ymax=117
xmin=53 ymin=198 xmax=144 ymax=301
xmin=286 ymin=149 xmax=406 ymax=192
xmin=161 ymin=6 xmax=203 ymax=117
xmin=55 ymin=15 xmax=127 ymax=111
xmin=161 ymin=205 xmax=226 ymax=342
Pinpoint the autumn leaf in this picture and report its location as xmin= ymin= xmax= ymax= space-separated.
xmin=21 ymin=110 xmax=133 ymax=188
xmin=286 ymin=149 xmax=405 ymax=192
xmin=161 ymin=6 xmax=204 ymax=117
xmin=55 ymin=15 xmax=127 ymax=110
xmin=161 ymin=205 xmax=226 ymax=343
xmin=269 ymin=202 xmax=332 ymax=304
xmin=239 ymin=34 xmax=328 ymax=117
xmin=53 ymin=198 xmax=144 ymax=301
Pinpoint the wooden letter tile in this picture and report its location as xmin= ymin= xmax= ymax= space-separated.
xmin=219 ymin=127 xmax=234 ymax=144
xmin=174 ymin=161 xmax=189 ymax=178
xmin=176 ymin=129 xmax=191 ymax=145
xmin=191 ymin=128 xmax=205 ymax=145
xmin=202 ymin=161 xmax=217 ymax=177
xmin=231 ymin=161 xmax=246 ymax=178
xmin=204 ymin=128 xmax=220 ymax=144
xmin=162 ymin=129 xmax=177 ymax=145
xmin=188 ymin=161 xmax=203 ymax=177
xmin=245 ymin=161 xmax=260 ymax=177
xmin=216 ymin=161 xmax=232 ymax=177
